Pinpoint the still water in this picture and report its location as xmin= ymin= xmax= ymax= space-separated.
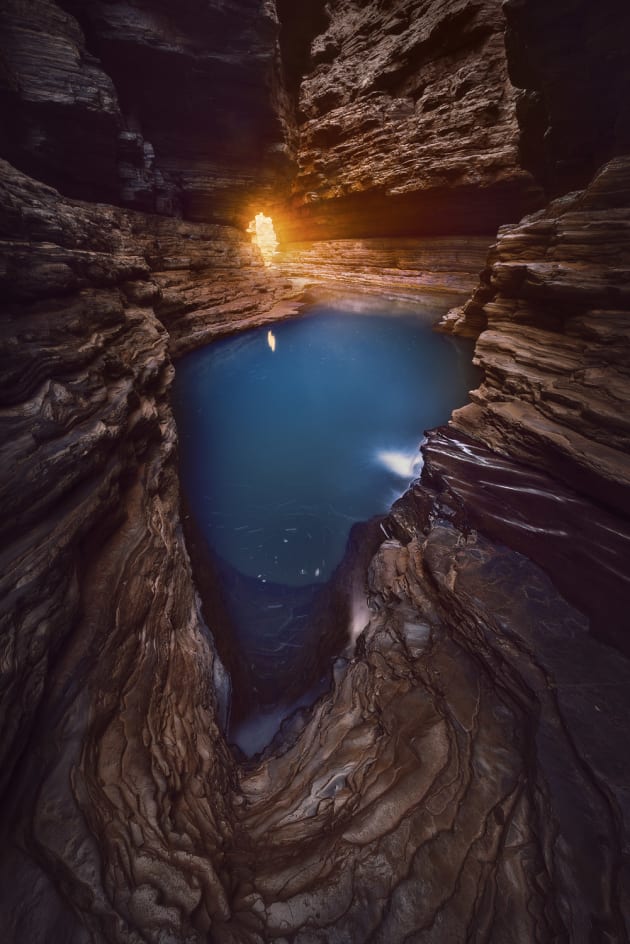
xmin=173 ymin=298 xmax=480 ymax=753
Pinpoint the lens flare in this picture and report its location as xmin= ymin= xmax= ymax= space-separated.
xmin=247 ymin=212 xmax=278 ymax=266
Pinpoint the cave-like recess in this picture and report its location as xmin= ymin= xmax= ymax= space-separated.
xmin=0 ymin=0 xmax=630 ymax=942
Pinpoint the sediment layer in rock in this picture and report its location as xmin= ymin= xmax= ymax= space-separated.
xmin=0 ymin=159 xmax=248 ymax=939
xmin=443 ymin=157 xmax=630 ymax=524
xmin=277 ymin=0 xmax=543 ymax=242
xmin=274 ymin=235 xmax=491 ymax=303
xmin=0 ymin=0 xmax=293 ymax=222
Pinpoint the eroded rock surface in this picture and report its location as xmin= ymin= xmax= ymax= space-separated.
xmin=0 ymin=160 xmax=310 ymax=940
xmin=274 ymin=236 xmax=491 ymax=304
xmin=233 ymin=476 xmax=630 ymax=942
xmin=277 ymin=0 xmax=543 ymax=241
xmin=2 ymin=0 xmax=630 ymax=940
xmin=0 ymin=0 xmax=293 ymax=222
xmin=444 ymin=158 xmax=630 ymax=525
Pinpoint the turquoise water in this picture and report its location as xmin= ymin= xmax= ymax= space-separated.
xmin=173 ymin=298 xmax=480 ymax=751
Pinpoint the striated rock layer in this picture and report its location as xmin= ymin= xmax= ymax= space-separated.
xmin=2 ymin=0 xmax=630 ymax=939
xmin=273 ymin=236 xmax=491 ymax=304
xmin=0 ymin=0 xmax=293 ymax=223
xmin=439 ymin=157 xmax=630 ymax=649
xmin=276 ymin=0 xmax=543 ymax=242
xmin=0 ymin=160 xmax=301 ymax=939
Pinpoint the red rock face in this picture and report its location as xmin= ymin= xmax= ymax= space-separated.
xmin=277 ymin=0 xmax=544 ymax=241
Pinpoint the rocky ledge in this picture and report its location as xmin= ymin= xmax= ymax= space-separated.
xmin=277 ymin=0 xmax=543 ymax=242
xmin=442 ymin=157 xmax=630 ymax=526
xmin=274 ymin=235 xmax=491 ymax=304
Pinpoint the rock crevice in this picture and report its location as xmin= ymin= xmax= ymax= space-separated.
xmin=1 ymin=0 xmax=630 ymax=940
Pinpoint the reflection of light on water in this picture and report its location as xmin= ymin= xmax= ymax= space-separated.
xmin=267 ymin=330 xmax=276 ymax=352
xmin=247 ymin=212 xmax=278 ymax=266
xmin=376 ymin=448 xmax=423 ymax=479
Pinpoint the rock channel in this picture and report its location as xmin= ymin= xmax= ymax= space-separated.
xmin=1 ymin=0 xmax=630 ymax=942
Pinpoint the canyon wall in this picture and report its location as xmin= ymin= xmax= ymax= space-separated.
xmin=1 ymin=0 xmax=630 ymax=941
xmin=273 ymin=235 xmax=492 ymax=303
xmin=275 ymin=0 xmax=544 ymax=242
xmin=0 ymin=0 xmax=293 ymax=223
xmin=0 ymin=159 xmax=303 ymax=940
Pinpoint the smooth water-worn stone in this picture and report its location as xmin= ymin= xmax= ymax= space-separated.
xmin=444 ymin=158 xmax=630 ymax=528
xmin=276 ymin=0 xmax=544 ymax=241
xmin=2 ymin=0 xmax=630 ymax=940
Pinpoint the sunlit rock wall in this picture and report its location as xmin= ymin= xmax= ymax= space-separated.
xmin=273 ymin=236 xmax=492 ymax=303
xmin=276 ymin=0 xmax=544 ymax=241
xmin=0 ymin=160 xmax=298 ymax=939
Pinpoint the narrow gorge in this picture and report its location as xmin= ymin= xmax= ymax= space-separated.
xmin=1 ymin=1 xmax=629 ymax=942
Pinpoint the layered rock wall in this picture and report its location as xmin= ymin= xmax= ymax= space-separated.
xmin=274 ymin=236 xmax=491 ymax=303
xmin=0 ymin=0 xmax=293 ymax=223
xmin=276 ymin=0 xmax=543 ymax=242
xmin=0 ymin=161 xmax=300 ymax=937
xmin=2 ymin=0 xmax=630 ymax=940
xmin=438 ymin=157 xmax=630 ymax=648
xmin=452 ymin=158 xmax=630 ymax=509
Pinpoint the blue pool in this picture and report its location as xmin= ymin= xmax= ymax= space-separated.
xmin=173 ymin=297 xmax=480 ymax=752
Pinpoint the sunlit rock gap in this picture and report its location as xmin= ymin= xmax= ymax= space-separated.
xmin=248 ymin=212 xmax=278 ymax=265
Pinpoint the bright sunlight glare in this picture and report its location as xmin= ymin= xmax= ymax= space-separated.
xmin=247 ymin=212 xmax=278 ymax=266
